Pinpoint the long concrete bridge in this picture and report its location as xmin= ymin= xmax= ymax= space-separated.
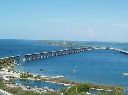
xmin=23 ymin=47 xmax=93 ymax=62
xmin=0 ymin=47 xmax=128 ymax=64
xmin=22 ymin=47 xmax=128 ymax=62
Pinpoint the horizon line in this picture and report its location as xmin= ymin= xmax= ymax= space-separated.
xmin=0 ymin=38 xmax=127 ymax=43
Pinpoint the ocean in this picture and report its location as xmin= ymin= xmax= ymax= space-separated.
xmin=1 ymin=39 xmax=128 ymax=92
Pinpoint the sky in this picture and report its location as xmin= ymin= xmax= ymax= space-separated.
xmin=0 ymin=0 xmax=128 ymax=42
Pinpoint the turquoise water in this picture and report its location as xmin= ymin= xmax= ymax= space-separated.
xmin=1 ymin=39 xmax=128 ymax=92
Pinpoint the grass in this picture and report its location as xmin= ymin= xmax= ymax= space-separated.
xmin=61 ymin=83 xmax=124 ymax=95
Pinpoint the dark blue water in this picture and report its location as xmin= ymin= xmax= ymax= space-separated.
xmin=0 ymin=39 xmax=64 ymax=58
xmin=16 ymin=50 xmax=128 ymax=87
xmin=1 ymin=39 xmax=128 ymax=91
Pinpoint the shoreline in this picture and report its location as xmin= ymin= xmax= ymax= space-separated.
xmin=0 ymin=57 xmax=124 ymax=95
xmin=9 ymin=65 xmax=125 ymax=93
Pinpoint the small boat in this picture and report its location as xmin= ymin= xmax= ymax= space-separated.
xmin=44 ymin=86 xmax=48 ymax=90
xmin=72 ymin=65 xmax=78 ymax=74
xmin=17 ymin=64 xmax=21 ymax=66
xmin=72 ymin=67 xmax=77 ymax=74
xmin=72 ymin=69 xmax=77 ymax=73
xmin=86 ymin=92 xmax=91 ymax=95
xmin=122 ymin=72 xmax=128 ymax=76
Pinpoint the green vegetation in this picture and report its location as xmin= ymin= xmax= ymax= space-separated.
xmin=0 ymin=58 xmax=11 ymax=66
xmin=61 ymin=83 xmax=123 ymax=95
xmin=0 ymin=58 xmax=15 ymax=70
xmin=20 ymin=72 xmax=33 ymax=78
xmin=34 ymin=75 xmax=42 ymax=80
xmin=40 ymin=91 xmax=61 ymax=95
xmin=18 ymin=73 xmax=124 ymax=95
xmin=0 ymin=78 xmax=61 ymax=95
xmin=37 ymin=40 xmax=89 ymax=48
xmin=0 ymin=74 xmax=124 ymax=95
xmin=0 ymin=58 xmax=124 ymax=95
xmin=0 ymin=78 xmax=34 ymax=95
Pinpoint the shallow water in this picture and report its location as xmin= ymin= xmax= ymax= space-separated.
xmin=15 ymin=79 xmax=66 ymax=90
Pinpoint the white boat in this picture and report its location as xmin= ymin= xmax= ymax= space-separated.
xmin=72 ymin=68 xmax=77 ymax=74
xmin=122 ymin=72 xmax=128 ymax=76
xmin=72 ymin=66 xmax=77 ymax=74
